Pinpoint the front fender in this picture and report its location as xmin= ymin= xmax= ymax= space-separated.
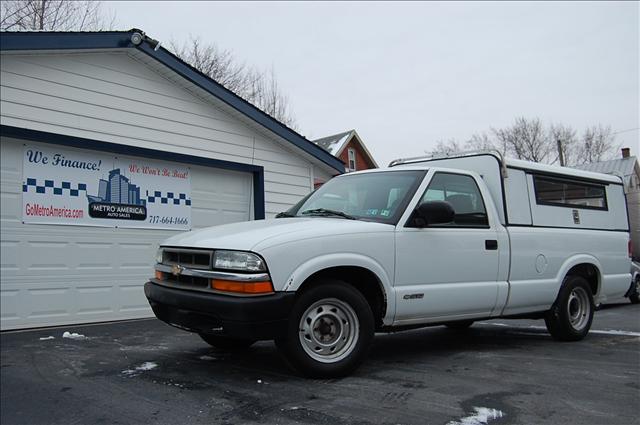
xmin=282 ymin=253 xmax=395 ymax=325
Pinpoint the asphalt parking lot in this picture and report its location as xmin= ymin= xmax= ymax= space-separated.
xmin=1 ymin=301 xmax=638 ymax=425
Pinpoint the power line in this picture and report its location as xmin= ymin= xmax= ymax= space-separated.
xmin=612 ymin=127 xmax=640 ymax=135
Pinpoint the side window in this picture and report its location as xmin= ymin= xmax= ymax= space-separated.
xmin=533 ymin=175 xmax=607 ymax=210
xmin=420 ymin=173 xmax=489 ymax=227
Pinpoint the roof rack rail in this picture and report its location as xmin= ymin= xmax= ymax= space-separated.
xmin=388 ymin=149 xmax=509 ymax=178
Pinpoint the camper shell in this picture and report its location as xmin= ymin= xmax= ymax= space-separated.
xmin=390 ymin=152 xmax=629 ymax=232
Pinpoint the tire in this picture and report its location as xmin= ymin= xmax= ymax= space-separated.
xmin=445 ymin=320 xmax=474 ymax=330
xmin=276 ymin=281 xmax=374 ymax=378
xmin=629 ymin=276 xmax=640 ymax=304
xmin=199 ymin=334 xmax=255 ymax=350
xmin=544 ymin=275 xmax=594 ymax=341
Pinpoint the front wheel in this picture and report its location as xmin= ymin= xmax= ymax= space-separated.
xmin=544 ymin=275 xmax=594 ymax=341
xmin=445 ymin=320 xmax=474 ymax=330
xmin=199 ymin=334 xmax=255 ymax=350
xmin=276 ymin=281 xmax=374 ymax=378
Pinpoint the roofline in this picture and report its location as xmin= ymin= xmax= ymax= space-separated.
xmin=313 ymin=129 xmax=352 ymax=145
xmin=0 ymin=30 xmax=345 ymax=173
xmin=347 ymin=130 xmax=379 ymax=168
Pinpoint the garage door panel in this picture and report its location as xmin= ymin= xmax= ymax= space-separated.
xmin=192 ymin=209 xmax=249 ymax=230
xmin=1 ymin=137 xmax=253 ymax=330
xmin=76 ymin=286 xmax=115 ymax=315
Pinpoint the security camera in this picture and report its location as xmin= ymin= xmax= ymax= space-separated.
xmin=131 ymin=32 xmax=144 ymax=46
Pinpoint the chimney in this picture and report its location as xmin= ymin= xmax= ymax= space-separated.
xmin=621 ymin=147 xmax=630 ymax=158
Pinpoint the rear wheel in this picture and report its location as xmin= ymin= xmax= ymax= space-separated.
xmin=276 ymin=281 xmax=374 ymax=378
xmin=199 ymin=334 xmax=255 ymax=350
xmin=545 ymin=275 xmax=594 ymax=341
xmin=629 ymin=276 xmax=640 ymax=304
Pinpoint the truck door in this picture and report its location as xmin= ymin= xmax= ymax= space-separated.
xmin=394 ymin=171 xmax=501 ymax=324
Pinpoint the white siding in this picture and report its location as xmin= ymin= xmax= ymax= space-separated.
xmin=0 ymin=51 xmax=329 ymax=218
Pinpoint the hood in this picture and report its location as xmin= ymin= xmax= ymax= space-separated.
xmin=161 ymin=218 xmax=393 ymax=251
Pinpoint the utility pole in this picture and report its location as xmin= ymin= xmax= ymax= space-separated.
xmin=557 ymin=139 xmax=565 ymax=166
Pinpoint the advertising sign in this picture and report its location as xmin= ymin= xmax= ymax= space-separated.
xmin=22 ymin=145 xmax=191 ymax=230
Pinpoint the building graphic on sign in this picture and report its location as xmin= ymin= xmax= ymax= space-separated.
xmin=87 ymin=168 xmax=146 ymax=206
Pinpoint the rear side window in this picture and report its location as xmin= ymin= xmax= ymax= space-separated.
xmin=420 ymin=172 xmax=489 ymax=227
xmin=533 ymin=175 xmax=607 ymax=210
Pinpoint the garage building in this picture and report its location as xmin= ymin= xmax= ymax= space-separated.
xmin=0 ymin=30 xmax=344 ymax=330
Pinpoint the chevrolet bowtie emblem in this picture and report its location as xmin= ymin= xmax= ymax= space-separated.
xmin=171 ymin=264 xmax=184 ymax=276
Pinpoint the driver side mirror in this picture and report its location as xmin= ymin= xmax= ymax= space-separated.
xmin=411 ymin=200 xmax=455 ymax=228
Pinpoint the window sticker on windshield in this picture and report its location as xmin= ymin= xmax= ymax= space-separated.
xmin=380 ymin=209 xmax=390 ymax=217
xmin=366 ymin=208 xmax=378 ymax=215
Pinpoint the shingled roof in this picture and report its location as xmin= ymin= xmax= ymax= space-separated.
xmin=574 ymin=156 xmax=639 ymax=188
xmin=313 ymin=130 xmax=354 ymax=156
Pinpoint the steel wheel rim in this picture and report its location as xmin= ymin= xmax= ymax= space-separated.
xmin=567 ymin=286 xmax=590 ymax=331
xmin=298 ymin=298 xmax=359 ymax=363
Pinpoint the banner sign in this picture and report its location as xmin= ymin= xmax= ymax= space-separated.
xmin=22 ymin=145 xmax=191 ymax=230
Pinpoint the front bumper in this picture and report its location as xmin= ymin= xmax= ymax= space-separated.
xmin=144 ymin=281 xmax=296 ymax=340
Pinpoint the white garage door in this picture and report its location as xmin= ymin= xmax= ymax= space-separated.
xmin=0 ymin=137 xmax=253 ymax=330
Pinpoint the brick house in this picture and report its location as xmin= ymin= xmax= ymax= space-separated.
xmin=313 ymin=130 xmax=378 ymax=187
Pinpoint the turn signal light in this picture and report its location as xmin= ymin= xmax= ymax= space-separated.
xmin=155 ymin=270 xmax=165 ymax=280
xmin=211 ymin=279 xmax=274 ymax=294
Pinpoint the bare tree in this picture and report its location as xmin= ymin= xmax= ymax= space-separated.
xmin=466 ymin=132 xmax=503 ymax=155
xmin=428 ymin=119 xmax=616 ymax=166
xmin=1 ymin=1 xmax=115 ymax=31
xmin=428 ymin=139 xmax=465 ymax=156
xmin=577 ymin=124 xmax=618 ymax=164
xmin=549 ymin=123 xmax=578 ymax=166
xmin=171 ymin=37 xmax=298 ymax=129
xmin=429 ymin=134 xmax=496 ymax=157
xmin=493 ymin=117 xmax=552 ymax=163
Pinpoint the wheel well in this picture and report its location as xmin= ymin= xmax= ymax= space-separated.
xmin=566 ymin=263 xmax=600 ymax=296
xmin=299 ymin=266 xmax=386 ymax=328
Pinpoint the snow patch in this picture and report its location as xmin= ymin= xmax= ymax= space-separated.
xmin=589 ymin=329 xmax=640 ymax=337
xmin=447 ymin=407 xmax=504 ymax=425
xmin=199 ymin=355 xmax=217 ymax=361
xmin=122 ymin=361 xmax=158 ymax=376
xmin=62 ymin=331 xmax=86 ymax=340
xmin=479 ymin=322 xmax=640 ymax=337
xmin=39 ymin=336 xmax=55 ymax=341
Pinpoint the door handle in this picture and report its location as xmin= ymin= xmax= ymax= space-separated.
xmin=485 ymin=240 xmax=498 ymax=250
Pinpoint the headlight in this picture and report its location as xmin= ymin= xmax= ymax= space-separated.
xmin=155 ymin=248 xmax=164 ymax=264
xmin=213 ymin=250 xmax=266 ymax=272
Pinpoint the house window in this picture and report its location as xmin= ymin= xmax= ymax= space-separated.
xmin=348 ymin=148 xmax=356 ymax=172
xmin=533 ymin=175 xmax=608 ymax=210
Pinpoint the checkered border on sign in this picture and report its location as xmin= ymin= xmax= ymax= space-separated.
xmin=22 ymin=178 xmax=87 ymax=196
xmin=147 ymin=191 xmax=191 ymax=206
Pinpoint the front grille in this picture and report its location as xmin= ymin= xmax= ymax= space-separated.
xmin=163 ymin=248 xmax=212 ymax=270
xmin=163 ymin=273 xmax=209 ymax=289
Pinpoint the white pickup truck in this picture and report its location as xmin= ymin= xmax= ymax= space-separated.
xmin=145 ymin=152 xmax=631 ymax=377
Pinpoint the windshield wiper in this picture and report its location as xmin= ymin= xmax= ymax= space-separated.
xmin=275 ymin=211 xmax=296 ymax=218
xmin=300 ymin=208 xmax=356 ymax=220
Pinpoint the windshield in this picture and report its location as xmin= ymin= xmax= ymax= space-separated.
xmin=286 ymin=170 xmax=426 ymax=224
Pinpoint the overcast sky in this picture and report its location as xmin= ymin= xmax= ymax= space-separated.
xmin=107 ymin=1 xmax=639 ymax=166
